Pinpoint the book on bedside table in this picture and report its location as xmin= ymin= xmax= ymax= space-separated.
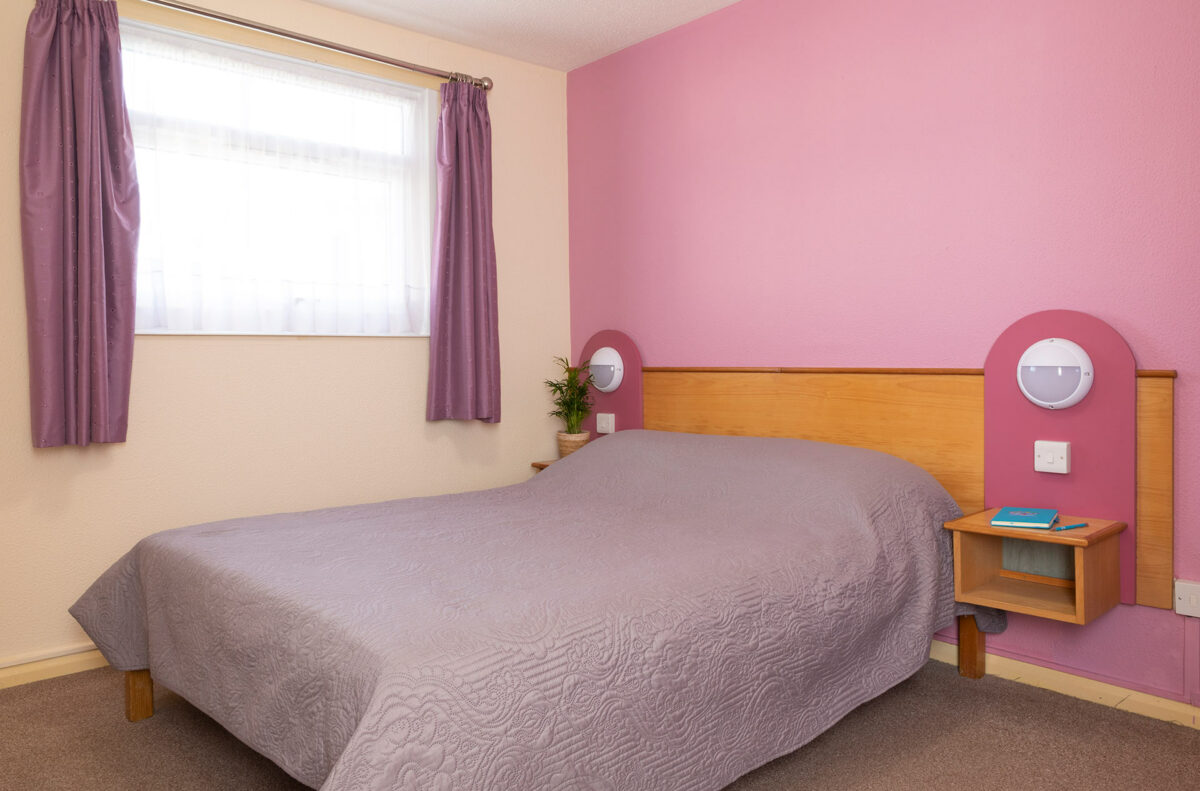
xmin=990 ymin=506 xmax=1059 ymax=529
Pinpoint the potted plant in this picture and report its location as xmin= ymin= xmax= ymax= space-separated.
xmin=544 ymin=356 xmax=594 ymax=457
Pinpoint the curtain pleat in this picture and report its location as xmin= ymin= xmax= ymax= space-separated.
xmin=426 ymin=82 xmax=500 ymax=423
xmin=20 ymin=0 xmax=139 ymax=447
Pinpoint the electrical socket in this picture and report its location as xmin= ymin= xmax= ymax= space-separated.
xmin=1176 ymin=580 xmax=1200 ymax=618
xmin=596 ymin=413 xmax=616 ymax=434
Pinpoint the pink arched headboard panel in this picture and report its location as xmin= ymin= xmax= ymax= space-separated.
xmin=985 ymin=310 xmax=1137 ymax=604
xmin=578 ymin=330 xmax=643 ymax=434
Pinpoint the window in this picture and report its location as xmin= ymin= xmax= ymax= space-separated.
xmin=121 ymin=21 xmax=437 ymax=336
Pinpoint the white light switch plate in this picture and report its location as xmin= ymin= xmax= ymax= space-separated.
xmin=1176 ymin=580 xmax=1200 ymax=618
xmin=596 ymin=413 xmax=616 ymax=434
xmin=1034 ymin=440 xmax=1070 ymax=474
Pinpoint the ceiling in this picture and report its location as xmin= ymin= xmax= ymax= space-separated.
xmin=305 ymin=0 xmax=744 ymax=71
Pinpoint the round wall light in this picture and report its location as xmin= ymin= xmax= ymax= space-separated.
xmin=589 ymin=346 xmax=624 ymax=393
xmin=1016 ymin=338 xmax=1094 ymax=409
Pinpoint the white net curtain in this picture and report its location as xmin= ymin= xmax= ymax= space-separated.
xmin=122 ymin=21 xmax=437 ymax=336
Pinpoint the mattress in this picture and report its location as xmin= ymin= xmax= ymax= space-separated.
xmin=72 ymin=429 xmax=962 ymax=790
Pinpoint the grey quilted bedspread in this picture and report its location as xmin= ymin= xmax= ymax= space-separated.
xmin=71 ymin=430 xmax=961 ymax=790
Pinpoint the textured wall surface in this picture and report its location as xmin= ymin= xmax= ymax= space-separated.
xmin=569 ymin=0 xmax=1200 ymax=702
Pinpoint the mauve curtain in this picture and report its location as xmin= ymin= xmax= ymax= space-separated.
xmin=426 ymin=82 xmax=500 ymax=423
xmin=20 ymin=0 xmax=139 ymax=447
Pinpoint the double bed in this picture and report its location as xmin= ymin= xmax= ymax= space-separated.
xmin=71 ymin=365 xmax=1177 ymax=790
xmin=73 ymin=428 xmax=972 ymax=790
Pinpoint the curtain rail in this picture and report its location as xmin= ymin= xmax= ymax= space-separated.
xmin=137 ymin=0 xmax=493 ymax=90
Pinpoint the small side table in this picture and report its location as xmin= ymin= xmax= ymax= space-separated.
xmin=530 ymin=460 xmax=555 ymax=473
xmin=944 ymin=508 xmax=1126 ymax=626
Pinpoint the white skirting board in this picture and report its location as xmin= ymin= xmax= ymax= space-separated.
xmin=3 ymin=641 xmax=1197 ymax=732
xmin=0 ymin=649 xmax=108 ymax=690
xmin=929 ymin=639 xmax=1200 ymax=730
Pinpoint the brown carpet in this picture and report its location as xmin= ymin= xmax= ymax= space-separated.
xmin=1 ymin=660 xmax=1198 ymax=790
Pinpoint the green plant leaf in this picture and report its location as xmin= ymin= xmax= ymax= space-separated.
xmin=544 ymin=355 xmax=594 ymax=434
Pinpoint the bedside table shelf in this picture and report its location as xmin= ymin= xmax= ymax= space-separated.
xmin=960 ymin=576 xmax=1077 ymax=619
xmin=944 ymin=508 xmax=1126 ymax=625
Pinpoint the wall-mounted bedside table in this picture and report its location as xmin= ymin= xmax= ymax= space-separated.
xmin=944 ymin=508 xmax=1126 ymax=626
xmin=530 ymin=460 xmax=554 ymax=473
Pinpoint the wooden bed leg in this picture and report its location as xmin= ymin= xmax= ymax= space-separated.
xmin=125 ymin=670 xmax=154 ymax=722
xmin=957 ymin=615 xmax=986 ymax=679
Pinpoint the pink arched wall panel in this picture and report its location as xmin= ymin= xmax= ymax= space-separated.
xmin=577 ymin=330 xmax=643 ymax=435
xmin=984 ymin=310 xmax=1137 ymax=602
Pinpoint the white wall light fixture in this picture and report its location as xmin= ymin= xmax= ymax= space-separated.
xmin=589 ymin=346 xmax=624 ymax=393
xmin=1016 ymin=338 xmax=1094 ymax=409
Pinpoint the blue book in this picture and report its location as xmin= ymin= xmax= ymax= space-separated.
xmin=990 ymin=506 xmax=1059 ymax=529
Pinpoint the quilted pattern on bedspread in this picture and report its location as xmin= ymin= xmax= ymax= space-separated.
xmin=71 ymin=430 xmax=960 ymax=790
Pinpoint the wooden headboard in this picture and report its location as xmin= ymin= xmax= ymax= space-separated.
xmin=643 ymin=367 xmax=1175 ymax=609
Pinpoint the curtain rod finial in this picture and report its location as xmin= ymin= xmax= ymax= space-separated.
xmin=479 ymin=77 xmax=493 ymax=91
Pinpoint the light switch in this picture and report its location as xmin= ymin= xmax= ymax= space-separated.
xmin=1176 ymin=580 xmax=1200 ymax=618
xmin=1033 ymin=440 xmax=1070 ymax=474
xmin=596 ymin=413 xmax=616 ymax=434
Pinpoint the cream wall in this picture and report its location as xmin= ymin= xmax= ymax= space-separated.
xmin=1 ymin=0 xmax=570 ymax=668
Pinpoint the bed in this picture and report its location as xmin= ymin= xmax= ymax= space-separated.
xmin=73 ymin=428 xmax=970 ymax=791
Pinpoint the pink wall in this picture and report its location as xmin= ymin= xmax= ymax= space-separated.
xmin=568 ymin=0 xmax=1200 ymax=703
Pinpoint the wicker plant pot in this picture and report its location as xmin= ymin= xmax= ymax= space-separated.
xmin=556 ymin=431 xmax=590 ymax=458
